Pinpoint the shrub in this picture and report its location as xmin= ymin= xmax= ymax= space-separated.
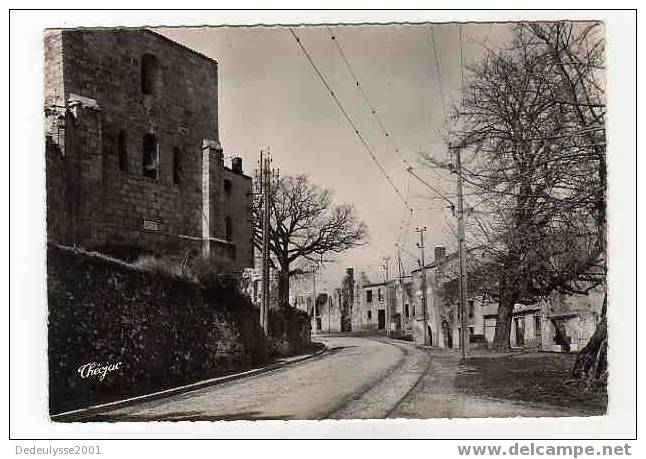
xmin=267 ymin=306 xmax=312 ymax=356
xmin=47 ymin=245 xmax=267 ymax=414
xmin=132 ymin=254 xmax=197 ymax=282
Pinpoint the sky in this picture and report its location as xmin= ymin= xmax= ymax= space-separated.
xmin=155 ymin=22 xmax=512 ymax=290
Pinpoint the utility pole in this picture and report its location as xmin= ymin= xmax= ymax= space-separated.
xmin=328 ymin=294 xmax=331 ymax=334
xmin=312 ymin=270 xmax=317 ymax=321
xmin=259 ymin=150 xmax=266 ymax=333
xmin=397 ymin=248 xmax=405 ymax=333
xmin=259 ymin=150 xmax=271 ymax=335
xmin=383 ymin=256 xmax=391 ymax=337
xmin=415 ymin=227 xmax=428 ymax=345
xmin=452 ymin=143 xmax=469 ymax=361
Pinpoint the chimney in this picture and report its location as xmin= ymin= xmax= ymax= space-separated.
xmin=434 ymin=246 xmax=446 ymax=262
xmin=231 ymin=156 xmax=243 ymax=174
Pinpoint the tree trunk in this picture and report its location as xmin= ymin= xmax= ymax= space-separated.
xmin=277 ymin=268 xmax=290 ymax=309
xmin=492 ymin=269 xmax=519 ymax=351
xmin=571 ymin=293 xmax=607 ymax=390
xmin=492 ymin=293 xmax=515 ymax=351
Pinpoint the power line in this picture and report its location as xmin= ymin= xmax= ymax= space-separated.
xmin=458 ymin=24 xmax=466 ymax=91
xmin=407 ymin=167 xmax=455 ymax=209
xmin=396 ymin=242 xmax=419 ymax=262
xmin=395 ymin=176 xmax=413 ymax=247
xmin=289 ymin=27 xmax=411 ymax=211
xmin=327 ymin=26 xmax=458 ymax=222
xmin=327 ymin=26 xmax=414 ymax=171
xmin=401 ymin=208 xmax=413 ymax=246
xmin=428 ymin=25 xmax=448 ymax=121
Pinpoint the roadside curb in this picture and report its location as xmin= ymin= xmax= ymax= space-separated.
xmin=51 ymin=345 xmax=327 ymax=422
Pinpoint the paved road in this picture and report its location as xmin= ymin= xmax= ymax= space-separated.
xmin=89 ymin=335 xmax=429 ymax=421
xmin=88 ymin=335 xmax=578 ymax=421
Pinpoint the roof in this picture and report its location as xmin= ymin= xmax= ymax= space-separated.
xmin=410 ymin=242 xmax=495 ymax=274
xmin=362 ymin=280 xmax=395 ymax=288
xmin=144 ymin=29 xmax=218 ymax=65
xmin=410 ymin=251 xmax=458 ymax=274
xmin=223 ymin=166 xmax=252 ymax=181
xmin=547 ymin=312 xmax=583 ymax=320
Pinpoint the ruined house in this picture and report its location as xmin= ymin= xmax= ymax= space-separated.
xmin=44 ymin=28 xmax=253 ymax=272
xmin=353 ymin=273 xmax=397 ymax=333
xmin=289 ymin=268 xmax=357 ymax=334
xmin=406 ymin=245 xmax=604 ymax=351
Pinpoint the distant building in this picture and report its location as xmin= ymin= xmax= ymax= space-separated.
xmin=393 ymin=276 xmax=414 ymax=337
xmin=242 ymin=266 xmax=279 ymax=308
xmin=290 ymin=269 xmax=355 ymax=334
xmin=44 ymin=28 xmax=253 ymax=273
xmin=405 ymin=246 xmax=450 ymax=346
xmin=353 ymin=274 xmax=397 ymax=333
xmin=404 ymin=245 xmax=604 ymax=351
xmin=337 ymin=268 xmax=356 ymax=332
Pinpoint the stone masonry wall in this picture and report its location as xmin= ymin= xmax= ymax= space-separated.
xmin=222 ymin=167 xmax=254 ymax=271
xmin=44 ymin=29 xmax=252 ymax=271
xmin=47 ymin=244 xmax=267 ymax=414
xmin=44 ymin=31 xmax=65 ymax=106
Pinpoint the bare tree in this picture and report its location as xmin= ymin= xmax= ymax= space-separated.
xmin=252 ymin=175 xmax=368 ymax=308
xmin=427 ymin=22 xmax=606 ymax=354
xmin=527 ymin=22 xmax=607 ymax=387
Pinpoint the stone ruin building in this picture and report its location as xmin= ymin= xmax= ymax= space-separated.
xmin=44 ymin=28 xmax=253 ymax=273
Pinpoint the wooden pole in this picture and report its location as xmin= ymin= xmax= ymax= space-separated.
xmin=261 ymin=153 xmax=271 ymax=334
xmin=416 ymin=227 xmax=428 ymax=345
xmin=453 ymin=145 xmax=469 ymax=360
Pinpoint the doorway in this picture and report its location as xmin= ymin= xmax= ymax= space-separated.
xmin=514 ymin=317 xmax=525 ymax=346
xmin=442 ymin=321 xmax=453 ymax=348
xmin=378 ymin=310 xmax=385 ymax=329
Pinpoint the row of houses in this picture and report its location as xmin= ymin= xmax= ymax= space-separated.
xmin=293 ymin=246 xmax=604 ymax=352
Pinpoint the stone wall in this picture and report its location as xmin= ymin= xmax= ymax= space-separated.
xmin=222 ymin=166 xmax=254 ymax=271
xmin=354 ymin=282 xmax=396 ymax=332
xmin=44 ymin=29 xmax=253 ymax=273
xmin=47 ymin=244 xmax=267 ymax=414
xmin=44 ymin=30 xmax=65 ymax=106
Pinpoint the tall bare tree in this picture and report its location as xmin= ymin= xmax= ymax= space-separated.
xmin=426 ymin=22 xmax=606 ymax=354
xmin=528 ymin=22 xmax=607 ymax=387
xmin=252 ymin=175 xmax=368 ymax=308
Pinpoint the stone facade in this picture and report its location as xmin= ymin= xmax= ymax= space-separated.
xmin=393 ymin=277 xmax=414 ymax=337
xmin=354 ymin=276 xmax=396 ymax=333
xmin=337 ymin=268 xmax=356 ymax=332
xmin=289 ymin=268 xmax=355 ymax=334
xmin=405 ymin=245 xmax=604 ymax=352
xmin=291 ymin=279 xmax=339 ymax=334
xmin=44 ymin=28 xmax=253 ymax=273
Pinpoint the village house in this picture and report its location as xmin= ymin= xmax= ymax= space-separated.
xmin=290 ymin=268 xmax=355 ymax=334
xmin=352 ymin=273 xmax=397 ymax=333
xmin=403 ymin=245 xmax=604 ymax=352
xmin=393 ymin=276 xmax=414 ymax=338
xmin=292 ymin=291 xmax=341 ymax=334
xmin=242 ymin=266 xmax=279 ymax=308
xmin=44 ymin=28 xmax=253 ymax=273
xmin=402 ymin=246 xmax=452 ymax=346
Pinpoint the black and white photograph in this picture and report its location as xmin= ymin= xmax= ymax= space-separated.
xmin=8 ymin=7 xmax=638 ymax=449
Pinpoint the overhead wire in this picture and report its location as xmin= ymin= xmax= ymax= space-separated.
xmin=289 ymin=27 xmax=411 ymax=211
xmin=326 ymin=25 xmax=455 ymax=214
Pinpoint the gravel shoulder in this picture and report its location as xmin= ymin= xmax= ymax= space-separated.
xmin=389 ymin=347 xmax=605 ymax=418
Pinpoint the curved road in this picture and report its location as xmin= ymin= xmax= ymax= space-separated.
xmin=88 ymin=335 xmax=577 ymax=421
xmin=90 ymin=336 xmax=429 ymax=421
